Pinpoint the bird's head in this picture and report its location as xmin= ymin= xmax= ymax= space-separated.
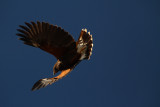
xmin=53 ymin=60 xmax=61 ymax=75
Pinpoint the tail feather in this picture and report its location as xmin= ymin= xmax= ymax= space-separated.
xmin=31 ymin=77 xmax=58 ymax=91
xmin=77 ymin=28 xmax=93 ymax=60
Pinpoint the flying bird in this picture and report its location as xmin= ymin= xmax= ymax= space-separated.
xmin=17 ymin=21 xmax=93 ymax=91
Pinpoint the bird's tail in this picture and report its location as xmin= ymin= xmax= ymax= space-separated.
xmin=77 ymin=28 xmax=93 ymax=60
xmin=31 ymin=68 xmax=72 ymax=91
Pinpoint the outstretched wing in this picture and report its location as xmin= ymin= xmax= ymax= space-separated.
xmin=31 ymin=68 xmax=72 ymax=91
xmin=16 ymin=21 xmax=76 ymax=59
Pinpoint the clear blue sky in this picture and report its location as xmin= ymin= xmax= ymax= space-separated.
xmin=0 ymin=0 xmax=160 ymax=107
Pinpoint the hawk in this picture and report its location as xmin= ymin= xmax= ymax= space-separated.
xmin=17 ymin=21 xmax=93 ymax=91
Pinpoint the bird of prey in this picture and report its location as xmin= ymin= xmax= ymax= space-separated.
xmin=17 ymin=21 xmax=93 ymax=91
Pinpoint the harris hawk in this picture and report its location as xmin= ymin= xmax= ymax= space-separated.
xmin=17 ymin=21 xmax=93 ymax=91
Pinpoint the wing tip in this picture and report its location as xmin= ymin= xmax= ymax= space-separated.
xmin=31 ymin=78 xmax=58 ymax=91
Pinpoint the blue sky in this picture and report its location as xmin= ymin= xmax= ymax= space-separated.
xmin=0 ymin=0 xmax=160 ymax=107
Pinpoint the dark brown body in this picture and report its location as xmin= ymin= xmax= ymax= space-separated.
xmin=53 ymin=53 xmax=81 ymax=74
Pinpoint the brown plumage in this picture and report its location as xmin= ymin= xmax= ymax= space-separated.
xmin=17 ymin=21 xmax=93 ymax=91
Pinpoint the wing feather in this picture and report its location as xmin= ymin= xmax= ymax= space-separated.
xmin=17 ymin=21 xmax=76 ymax=59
